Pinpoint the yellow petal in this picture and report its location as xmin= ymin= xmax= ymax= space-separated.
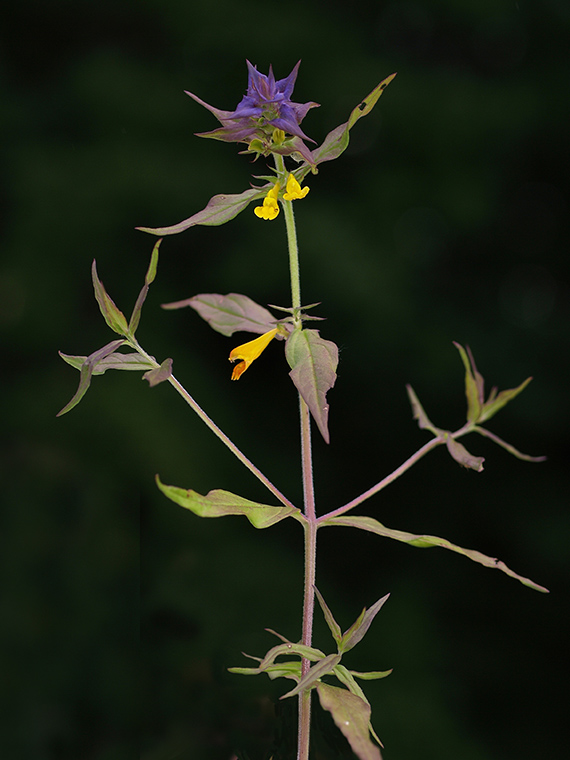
xmin=254 ymin=183 xmax=281 ymax=220
xmin=283 ymin=173 xmax=309 ymax=201
xmin=228 ymin=328 xmax=279 ymax=380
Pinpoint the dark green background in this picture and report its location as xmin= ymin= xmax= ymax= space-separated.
xmin=2 ymin=1 xmax=568 ymax=758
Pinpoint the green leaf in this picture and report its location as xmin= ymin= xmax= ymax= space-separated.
xmin=285 ymin=329 xmax=338 ymax=443
xmin=333 ymin=665 xmax=387 ymax=748
xmin=129 ymin=238 xmax=161 ymax=335
xmin=259 ymin=642 xmax=327 ymax=669
xmin=314 ymin=587 xmax=342 ymax=646
xmin=155 ymin=476 xmax=300 ymax=528
xmin=479 ymin=376 xmax=533 ymax=423
xmin=143 ymin=357 xmax=173 ymax=387
xmin=280 ymin=654 xmax=342 ymax=699
xmin=445 ymin=436 xmax=485 ymax=472
xmin=91 ymin=260 xmax=129 ymax=336
xmin=136 ymin=187 xmax=264 ymax=236
xmin=59 ymin=351 xmax=155 ymax=374
xmin=316 ymin=683 xmax=382 ymax=760
xmin=322 ymin=515 xmax=549 ymax=593
xmin=454 ymin=342 xmax=483 ymax=423
xmin=349 ymin=669 xmax=393 ymax=681
xmin=57 ymin=339 xmax=126 ymax=416
xmin=309 ymin=73 xmax=397 ymax=170
xmin=163 ymin=293 xmax=279 ymax=337
xmin=229 ymin=661 xmax=302 ymax=682
xmin=406 ymin=384 xmax=437 ymax=432
xmin=340 ymin=594 xmax=390 ymax=653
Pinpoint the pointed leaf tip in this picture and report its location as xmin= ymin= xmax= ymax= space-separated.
xmin=91 ymin=260 xmax=129 ymax=336
xmin=285 ymin=329 xmax=338 ymax=443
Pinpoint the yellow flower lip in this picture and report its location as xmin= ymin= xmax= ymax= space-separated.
xmin=283 ymin=173 xmax=309 ymax=201
xmin=254 ymin=183 xmax=280 ymax=220
xmin=229 ymin=327 xmax=279 ymax=380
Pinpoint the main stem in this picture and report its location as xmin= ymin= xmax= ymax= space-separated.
xmin=277 ymin=156 xmax=317 ymax=760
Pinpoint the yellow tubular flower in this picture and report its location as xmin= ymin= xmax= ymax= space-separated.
xmin=229 ymin=328 xmax=279 ymax=380
xmin=254 ymin=183 xmax=280 ymax=220
xmin=283 ymin=173 xmax=310 ymax=201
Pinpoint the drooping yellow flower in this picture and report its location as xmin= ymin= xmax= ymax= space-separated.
xmin=254 ymin=183 xmax=280 ymax=220
xmin=283 ymin=173 xmax=310 ymax=201
xmin=229 ymin=328 xmax=279 ymax=380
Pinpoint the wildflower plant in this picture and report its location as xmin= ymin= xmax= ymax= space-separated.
xmin=58 ymin=61 xmax=548 ymax=759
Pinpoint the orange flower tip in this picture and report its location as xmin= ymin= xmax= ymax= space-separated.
xmin=228 ymin=328 xmax=279 ymax=380
xmin=230 ymin=362 xmax=247 ymax=381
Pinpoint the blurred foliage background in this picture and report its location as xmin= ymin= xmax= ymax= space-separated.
xmin=1 ymin=1 xmax=569 ymax=758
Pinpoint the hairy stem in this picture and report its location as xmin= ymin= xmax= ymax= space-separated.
xmin=276 ymin=157 xmax=316 ymax=760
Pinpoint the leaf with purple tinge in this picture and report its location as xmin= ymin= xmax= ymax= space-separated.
xmin=314 ymin=587 xmax=342 ymax=646
xmin=303 ymin=72 xmax=397 ymax=179
xmin=406 ymin=384 xmax=437 ymax=432
xmin=143 ymin=358 xmax=172 ymax=387
xmin=316 ymin=683 xmax=382 ymax=760
xmin=285 ymin=329 xmax=338 ymax=443
xmin=339 ymin=594 xmax=390 ymax=653
xmin=280 ymin=654 xmax=342 ymax=700
xmin=129 ymin=239 xmax=161 ymax=335
xmin=322 ymin=515 xmax=549 ymax=593
xmin=155 ymin=476 xmax=301 ymax=528
xmin=57 ymin=339 xmax=126 ymax=416
xmin=59 ymin=351 xmax=155 ymax=374
xmin=445 ymin=436 xmax=485 ymax=472
xmin=163 ymin=293 xmax=279 ymax=337
xmin=136 ymin=188 xmax=263 ymax=236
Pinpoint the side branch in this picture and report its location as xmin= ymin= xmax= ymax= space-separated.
xmin=166 ymin=373 xmax=297 ymax=510
xmin=317 ymin=437 xmax=444 ymax=523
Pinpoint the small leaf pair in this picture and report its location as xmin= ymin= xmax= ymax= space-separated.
xmin=406 ymin=342 xmax=545 ymax=470
xmin=57 ymin=240 xmax=172 ymax=416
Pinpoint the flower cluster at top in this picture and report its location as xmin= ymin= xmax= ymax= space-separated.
xmin=185 ymin=61 xmax=319 ymax=163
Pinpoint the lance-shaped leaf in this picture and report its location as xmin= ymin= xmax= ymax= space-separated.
xmin=333 ymin=665 xmax=389 ymax=748
xmin=136 ymin=187 xmax=264 ymax=236
xmin=163 ymin=293 xmax=279 ymax=337
xmin=229 ymin=639 xmax=327 ymax=680
xmin=280 ymin=654 xmax=342 ymax=699
xmin=143 ymin=357 xmax=173 ymax=387
xmin=322 ymin=515 xmax=549 ymax=593
xmin=340 ymin=594 xmax=390 ymax=653
xmin=285 ymin=329 xmax=338 ymax=443
xmin=229 ymin=661 xmax=302 ymax=682
xmin=129 ymin=238 xmax=161 ymax=335
xmin=314 ymin=587 xmax=342 ymax=647
xmin=155 ymin=476 xmax=300 ymax=528
xmin=406 ymin=384 xmax=438 ymax=432
xmin=478 ymin=376 xmax=533 ymax=423
xmin=91 ymin=260 xmax=129 ymax=336
xmin=308 ymin=73 xmax=397 ymax=171
xmin=59 ymin=351 xmax=155 ymax=374
xmin=445 ymin=436 xmax=485 ymax=472
xmin=57 ymin=339 xmax=126 ymax=416
xmin=316 ymin=683 xmax=382 ymax=760
xmin=454 ymin=342 xmax=483 ymax=423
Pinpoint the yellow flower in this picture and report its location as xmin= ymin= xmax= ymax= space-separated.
xmin=229 ymin=328 xmax=279 ymax=380
xmin=254 ymin=183 xmax=280 ymax=220
xmin=283 ymin=173 xmax=309 ymax=201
